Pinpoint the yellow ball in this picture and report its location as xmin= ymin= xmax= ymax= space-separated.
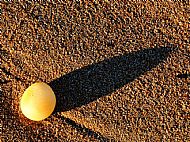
xmin=20 ymin=82 xmax=56 ymax=121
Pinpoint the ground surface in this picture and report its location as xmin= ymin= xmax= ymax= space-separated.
xmin=0 ymin=1 xmax=189 ymax=142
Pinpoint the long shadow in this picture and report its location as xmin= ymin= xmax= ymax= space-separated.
xmin=50 ymin=47 xmax=173 ymax=112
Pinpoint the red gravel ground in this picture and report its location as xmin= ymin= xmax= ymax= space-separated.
xmin=0 ymin=1 xmax=189 ymax=141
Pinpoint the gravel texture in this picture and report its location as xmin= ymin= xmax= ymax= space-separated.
xmin=0 ymin=1 xmax=189 ymax=141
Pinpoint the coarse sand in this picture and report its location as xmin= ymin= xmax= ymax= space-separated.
xmin=0 ymin=1 xmax=189 ymax=141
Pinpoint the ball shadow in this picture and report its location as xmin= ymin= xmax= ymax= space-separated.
xmin=49 ymin=47 xmax=173 ymax=112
